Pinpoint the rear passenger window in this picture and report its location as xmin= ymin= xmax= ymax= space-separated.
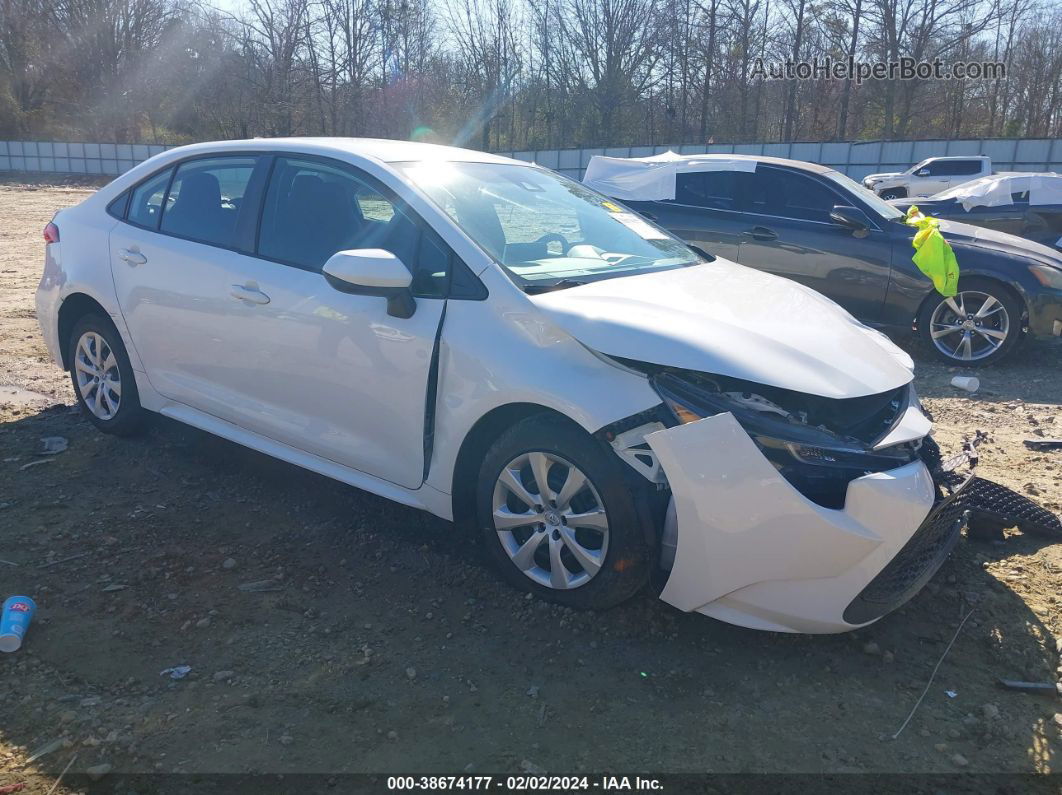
xmin=160 ymin=157 xmax=257 ymax=249
xmin=673 ymin=171 xmax=738 ymax=210
xmin=258 ymin=157 xmax=423 ymax=280
xmin=127 ymin=168 xmax=173 ymax=229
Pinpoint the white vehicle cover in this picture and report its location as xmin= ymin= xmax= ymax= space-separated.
xmin=582 ymin=151 xmax=757 ymax=201
xmin=933 ymin=172 xmax=1062 ymax=211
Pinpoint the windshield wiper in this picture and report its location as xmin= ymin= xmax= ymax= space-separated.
xmin=523 ymin=279 xmax=588 ymax=294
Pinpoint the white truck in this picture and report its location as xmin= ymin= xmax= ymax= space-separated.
xmin=862 ymin=155 xmax=992 ymax=200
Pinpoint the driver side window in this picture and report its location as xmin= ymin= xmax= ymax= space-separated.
xmin=257 ymin=156 xmax=454 ymax=298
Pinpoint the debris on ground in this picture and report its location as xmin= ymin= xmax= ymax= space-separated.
xmin=950 ymin=376 xmax=980 ymax=393
xmin=1024 ymin=438 xmax=1062 ymax=451
xmin=237 ymin=579 xmax=283 ymax=593
xmin=997 ymin=679 xmax=1062 ymax=698
xmin=39 ymin=436 xmax=68 ymax=454
xmin=17 ymin=459 xmax=52 ymax=471
xmin=160 ymin=665 xmax=192 ymax=680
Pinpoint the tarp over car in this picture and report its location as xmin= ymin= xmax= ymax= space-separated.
xmin=932 ymin=172 xmax=1062 ymax=210
xmin=582 ymin=151 xmax=757 ymax=201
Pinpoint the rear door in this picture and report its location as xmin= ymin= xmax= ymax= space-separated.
xmin=109 ymin=154 xmax=268 ymax=411
xmin=628 ymin=171 xmax=746 ymax=260
xmin=734 ymin=165 xmax=892 ymax=322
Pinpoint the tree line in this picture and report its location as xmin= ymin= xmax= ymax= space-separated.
xmin=1 ymin=0 xmax=1060 ymax=149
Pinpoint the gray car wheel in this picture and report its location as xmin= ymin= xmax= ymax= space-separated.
xmin=917 ymin=279 xmax=1024 ymax=366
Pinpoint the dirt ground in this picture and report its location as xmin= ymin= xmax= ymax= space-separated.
xmin=0 ymin=178 xmax=1060 ymax=792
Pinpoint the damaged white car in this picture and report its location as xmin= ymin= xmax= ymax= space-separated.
xmin=38 ymin=139 xmax=965 ymax=633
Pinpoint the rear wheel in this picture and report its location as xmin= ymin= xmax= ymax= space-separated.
xmin=917 ymin=279 xmax=1024 ymax=366
xmin=476 ymin=414 xmax=649 ymax=609
xmin=68 ymin=314 xmax=147 ymax=436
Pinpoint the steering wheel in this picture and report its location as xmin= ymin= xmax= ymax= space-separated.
xmin=535 ymin=233 xmax=570 ymax=254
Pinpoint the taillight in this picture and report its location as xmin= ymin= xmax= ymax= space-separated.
xmin=43 ymin=222 xmax=60 ymax=243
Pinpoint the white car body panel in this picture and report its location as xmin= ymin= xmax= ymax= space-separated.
xmin=647 ymin=413 xmax=936 ymax=633
xmin=35 ymin=137 xmax=948 ymax=635
xmin=423 ymin=265 xmax=662 ymax=496
xmin=109 ymin=222 xmax=445 ymax=489
xmin=530 ymin=259 xmax=914 ymax=399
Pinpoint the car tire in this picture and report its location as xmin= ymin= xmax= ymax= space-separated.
xmin=67 ymin=314 xmax=148 ymax=436
xmin=879 ymin=188 xmax=907 ymax=200
xmin=476 ymin=413 xmax=649 ymax=610
xmin=917 ymin=278 xmax=1025 ymax=367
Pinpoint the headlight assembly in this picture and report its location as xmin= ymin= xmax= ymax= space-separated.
xmin=1029 ymin=264 xmax=1062 ymax=290
xmin=653 ymin=372 xmax=918 ymax=507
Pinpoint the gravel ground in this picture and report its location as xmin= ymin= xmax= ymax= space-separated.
xmin=0 ymin=179 xmax=1060 ymax=792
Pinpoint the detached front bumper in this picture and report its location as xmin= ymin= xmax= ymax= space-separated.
xmin=647 ymin=412 xmax=963 ymax=634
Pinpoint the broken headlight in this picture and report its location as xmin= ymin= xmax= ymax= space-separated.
xmin=652 ymin=371 xmax=918 ymax=508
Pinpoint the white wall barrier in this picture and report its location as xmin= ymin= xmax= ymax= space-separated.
xmin=2 ymin=137 xmax=1061 ymax=181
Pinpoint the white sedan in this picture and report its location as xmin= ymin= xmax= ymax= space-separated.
xmin=37 ymin=138 xmax=958 ymax=633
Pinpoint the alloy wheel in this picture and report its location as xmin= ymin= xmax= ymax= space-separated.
xmin=491 ymin=451 xmax=609 ymax=590
xmin=74 ymin=331 xmax=122 ymax=420
xmin=928 ymin=290 xmax=1010 ymax=362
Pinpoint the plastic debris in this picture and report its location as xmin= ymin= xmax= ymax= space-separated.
xmin=945 ymin=690 xmax=958 ymax=698
xmin=40 ymin=436 xmax=68 ymax=455
xmin=950 ymin=376 xmax=979 ymax=393
xmin=160 ymin=665 xmax=192 ymax=680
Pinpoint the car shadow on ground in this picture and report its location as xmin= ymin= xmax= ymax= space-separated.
xmin=0 ymin=405 xmax=1058 ymax=788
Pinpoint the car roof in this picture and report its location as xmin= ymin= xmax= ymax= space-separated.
xmin=155 ymin=137 xmax=519 ymax=166
xmin=589 ymin=152 xmax=837 ymax=174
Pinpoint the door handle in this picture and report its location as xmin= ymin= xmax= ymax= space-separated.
xmin=230 ymin=285 xmax=270 ymax=305
xmin=118 ymin=248 xmax=147 ymax=266
xmin=742 ymin=226 xmax=778 ymax=241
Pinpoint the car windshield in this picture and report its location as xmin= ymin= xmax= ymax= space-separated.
xmin=822 ymin=169 xmax=906 ymax=221
xmin=396 ymin=161 xmax=704 ymax=289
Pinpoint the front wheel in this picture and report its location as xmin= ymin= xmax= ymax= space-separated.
xmin=917 ymin=279 xmax=1024 ymax=366
xmin=476 ymin=414 xmax=649 ymax=609
xmin=879 ymin=188 xmax=907 ymax=201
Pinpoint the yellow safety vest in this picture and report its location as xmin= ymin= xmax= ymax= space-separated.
xmin=904 ymin=205 xmax=960 ymax=297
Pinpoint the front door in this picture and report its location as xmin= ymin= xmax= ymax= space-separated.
xmin=217 ymin=155 xmax=447 ymax=488
xmin=734 ymin=165 xmax=892 ymax=323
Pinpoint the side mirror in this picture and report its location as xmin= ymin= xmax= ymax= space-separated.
xmin=916 ymin=168 xmax=930 ymax=177
xmin=322 ymin=249 xmax=416 ymax=319
xmin=830 ymin=205 xmax=870 ymax=236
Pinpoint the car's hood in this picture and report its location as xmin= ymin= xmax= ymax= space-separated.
xmin=529 ymin=260 xmax=915 ymax=399
xmin=935 ymin=218 xmax=1062 ymax=265
xmin=864 ymin=172 xmax=903 ymax=183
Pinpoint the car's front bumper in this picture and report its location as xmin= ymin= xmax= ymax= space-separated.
xmin=1026 ymin=287 xmax=1062 ymax=337
xmin=647 ymin=412 xmax=959 ymax=634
